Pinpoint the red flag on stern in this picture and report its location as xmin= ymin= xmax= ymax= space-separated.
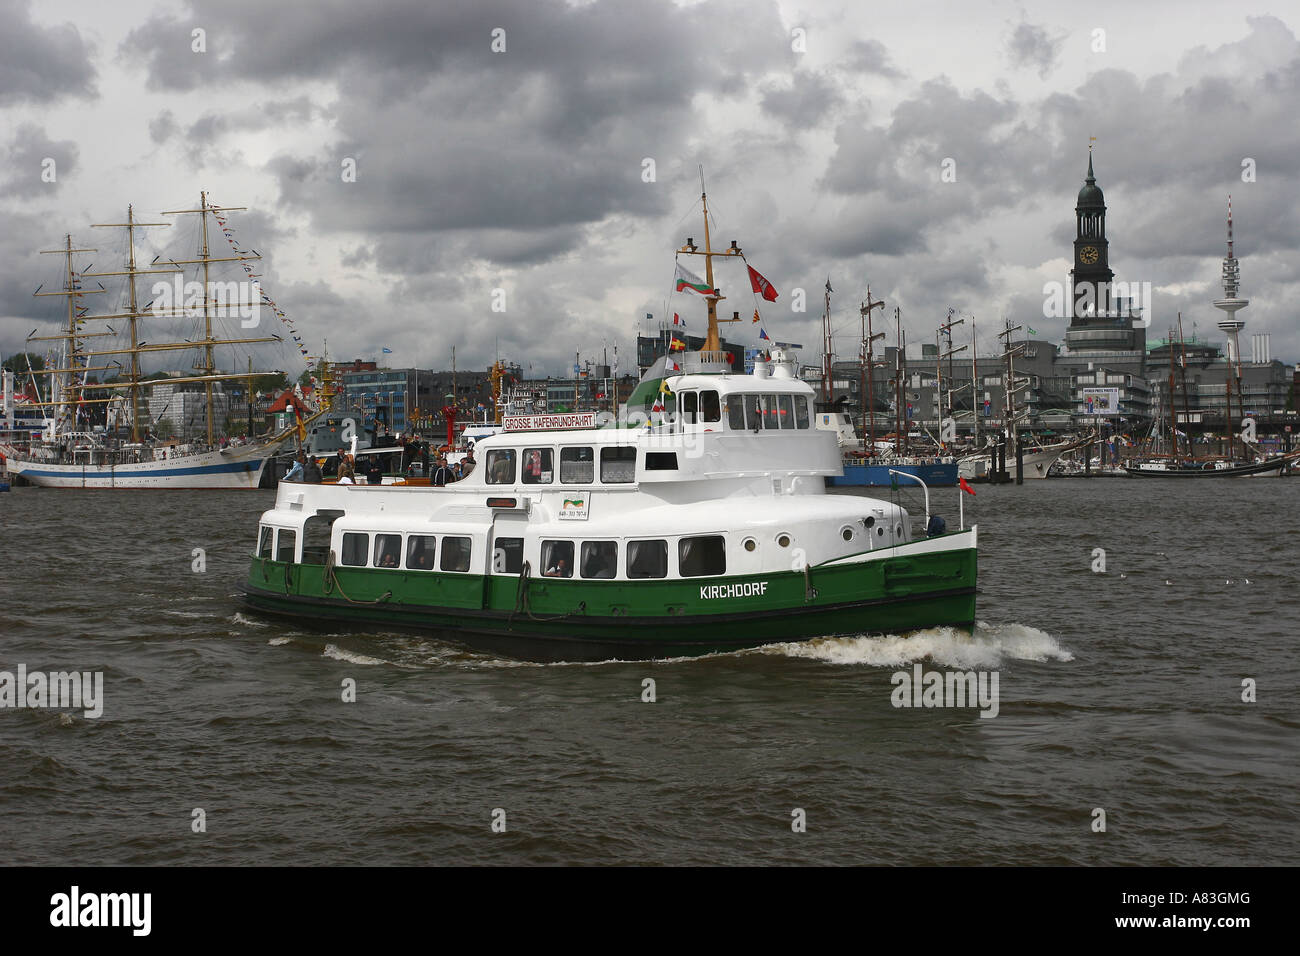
xmin=959 ymin=477 xmax=976 ymax=496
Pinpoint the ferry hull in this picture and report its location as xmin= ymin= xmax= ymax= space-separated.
xmin=827 ymin=461 xmax=958 ymax=488
xmin=241 ymin=536 xmax=977 ymax=662
xmin=2 ymin=446 xmax=270 ymax=489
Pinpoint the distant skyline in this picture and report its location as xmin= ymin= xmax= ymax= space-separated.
xmin=2 ymin=0 xmax=1298 ymax=379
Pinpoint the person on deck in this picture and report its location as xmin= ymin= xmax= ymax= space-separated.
xmin=284 ymin=454 xmax=305 ymax=482
xmin=365 ymin=458 xmax=384 ymax=485
xmin=303 ymin=457 xmax=323 ymax=483
xmin=431 ymin=456 xmax=453 ymax=487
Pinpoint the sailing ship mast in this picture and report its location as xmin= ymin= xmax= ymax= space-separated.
xmin=155 ymin=192 xmax=283 ymax=444
xmin=28 ymin=237 xmax=109 ymax=427
xmin=859 ymin=288 xmax=885 ymax=456
xmin=83 ymin=205 xmax=179 ymax=441
xmin=938 ymin=310 xmax=966 ymax=450
xmin=893 ymin=307 xmax=907 ymax=456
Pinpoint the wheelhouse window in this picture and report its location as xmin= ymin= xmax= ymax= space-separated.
xmin=679 ymin=535 xmax=727 ymax=577
xmin=493 ymin=537 xmax=523 ymax=574
xmin=745 ymin=395 xmax=764 ymax=430
xmin=580 ymin=541 xmax=617 ymax=579
xmin=600 ymin=446 xmax=636 ymax=483
xmin=406 ymin=535 xmax=436 ymax=571
xmin=341 ymin=532 xmax=369 ymax=567
xmin=627 ymin=539 xmax=668 ymax=579
xmin=521 ymin=448 xmax=554 ymax=484
xmin=727 ymin=399 xmax=745 ymax=430
xmin=542 ymin=540 xmax=574 ymax=578
xmin=778 ymin=394 xmax=794 ymax=429
xmin=258 ymin=526 xmax=274 ymax=559
xmin=701 ymin=390 xmax=721 ymax=422
xmin=485 ymin=449 xmax=516 ymax=484
xmin=762 ymin=394 xmax=782 ymax=429
xmin=276 ymin=529 xmax=297 ymax=563
xmin=440 ymin=536 xmax=471 ymax=572
xmin=645 ymin=452 xmax=678 ymax=471
xmin=795 ymin=395 xmax=810 ymax=429
xmin=560 ymin=447 xmax=594 ymax=483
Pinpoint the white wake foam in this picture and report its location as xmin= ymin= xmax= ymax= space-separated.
xmin=762 ymin=621 xmax=1073 ymax=667
xmin=322 ymin=643 xmax=387 ymax=666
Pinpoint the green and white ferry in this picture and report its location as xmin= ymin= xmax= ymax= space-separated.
xmin=242 ymin=193 xmax=977 ymax=660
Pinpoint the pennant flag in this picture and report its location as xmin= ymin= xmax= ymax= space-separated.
xmin=674 ymin=262 xmax=712 ymax=295
xmin=669 ymin=336 xmax=686 ymax=351
xmin=666 ymin=358 xmax=681 ymax=372
xmin=758 ymin=327 xmax=770 ymax=341
xmin=752 ymin=309 xmax=761 ymax=324
xmin=959 ymin=477 xmax=976 ymax=496
xmin=1027 ymin=327 xmax=1039 ymax=335
xmin=825 ymin=277 xmax=833 ymax=293
xmin=672 ymin=313 xmax=685 ymax=327
xmin=382 ymin=347 xmax=393 ymax=354
xmin=659 ymin=380 xmax=673 ymax=395
xmin=747 ymin=265 xmax=779 ymax=301
xmin=650 ymin=397 xmax=664 ymax=413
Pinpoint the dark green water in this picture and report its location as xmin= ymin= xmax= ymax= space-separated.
xmin=1 ymin=479 xmax=1296 ymax=864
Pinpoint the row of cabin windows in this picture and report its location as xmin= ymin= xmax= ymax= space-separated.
xmin=535 ymin=535 xmax=725 ymax=579
xmin=485 ymin=446 xmax=636 ymax=485
xmin=338 ymin=531 xmax=473 ymax=572
xmin=257 ymin=525 xmax=728 ymax=579
xmin=724 ymin=393 xmax=812 ymax=431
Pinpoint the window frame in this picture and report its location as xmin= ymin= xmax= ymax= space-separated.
xmin=559 ymin=446 xmax=595 ymax=484
xmin=626 ymin=539 xmax=669 ymax=579
xmin=485 ymin=448 xmax=517 ymax=485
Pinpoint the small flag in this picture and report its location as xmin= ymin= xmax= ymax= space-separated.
xmin=673 ymin=313 xmax=685 ymax=327
xmin=382 ymin=347 xmax=393 ymax=353
xmin=1026 ymin=327 xmax=1038 ymax=336
xmin=959 ymin=477 xmax=976 ymax=496
xmin=674 ymin=262 xmax=712 ymax=295
xmin=752 ymin=309 xmax=760 ymax=324
xmin=646 ymin=313 xmax=653 ymax=320
xmin=669 ymin=336 xmax=686 ymax=351
xmin=747 ymin=265 xmax=779 ymax=301
xmin=758 ymin=327 xmax=770 ymax=341
xmin=825 ymin=277 xmax=833 ymax=294
xmin=650 ymin=397 xmax=664 ymax=413
xmin=666 ymin=358 xmax=681 ymax=372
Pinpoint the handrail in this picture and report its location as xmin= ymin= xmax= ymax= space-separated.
xmin=888 ymin=468 xmax=929 ymax=532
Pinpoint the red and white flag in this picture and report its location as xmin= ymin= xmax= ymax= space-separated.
xmin=747 ymin=265 xmax=779 ymax=301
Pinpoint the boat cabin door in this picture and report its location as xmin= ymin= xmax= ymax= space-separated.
xmin=486 ymin=513 xmax=529 ymax=607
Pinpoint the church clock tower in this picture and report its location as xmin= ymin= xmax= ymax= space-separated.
xmin=1070 ymin=150 xmax=1113 ymax=319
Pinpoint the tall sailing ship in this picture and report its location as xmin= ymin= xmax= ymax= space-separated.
xmin=1 ymin=194 xmax=307 ymax=489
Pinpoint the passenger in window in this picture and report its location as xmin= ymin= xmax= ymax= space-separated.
xmin=431 ymin=455 xmax=453 ymax=486
xmin=524 ymin=450 xmax=543 ymax=481
xmin=460 ymin=450 xmax=476 ymax=477
xmin=380 ymin=553 xmax=398 ymax=568
xmin=544 ymin=557 xmax=569 ymax=577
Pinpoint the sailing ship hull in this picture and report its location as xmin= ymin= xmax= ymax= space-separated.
xmin=1123 ymin=454 xmax=1297 ymax=478
xmin=2 ymin=445 xmax=270 ymax=489
xmin=958 ymin=446 xmax=1065 ymax=481
xmin=241 ymin=533 xmax=977 ymax=662
xmin=827 ymin=460 xmax=958 ymax=487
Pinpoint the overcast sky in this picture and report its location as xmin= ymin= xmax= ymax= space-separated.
xmin=2 ymin=0 xmax=1297 ymax=380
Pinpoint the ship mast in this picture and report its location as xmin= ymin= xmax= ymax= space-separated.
xmin=860 ymin=287 xmax=885 ymax=456
xmin=86 ymin=205 xmax=178 ymax=441
xmin=674 ymin=179 xmax=744 ymax=365
xmin=157 ymin=192 xmax=281 ymax=444
xmin=30 ymin=236 xmax=107 ymax=427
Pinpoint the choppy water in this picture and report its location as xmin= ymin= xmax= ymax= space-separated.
xmin=1 ymin=479 xmax=1297 ymax=865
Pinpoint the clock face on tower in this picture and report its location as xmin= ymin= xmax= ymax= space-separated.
xmin=1079 ymin=245 xmax=1100 ymax=265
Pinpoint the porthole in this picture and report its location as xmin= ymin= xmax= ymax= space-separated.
xmin=896 ymin=524 xmax=903 ymax=537
xmin=743 ymin=538 xmax=757 ymax=552
xmin=776 ymin=533 xmax=791 ymax=548
xmin=841 ymin=527 xmax=854 ymax=542
xmin=864 ymin=516 xmax=875 ymax=528
xmin=877 ymin=527 xmax=884 ymax=537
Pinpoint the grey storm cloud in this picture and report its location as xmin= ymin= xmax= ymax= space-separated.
xmin=843 ymin=38 xmax=904 ymax=79
xmin=123 ymin=0 xmax=791 ymax=263
xmin=760 ymin=70 xmax=844 ymax=126
xmin=1006 ymin=22 xmax=1064 ymax=79
xmin=0 ymin=124 xmax=78 ymax=198
xmin=0 ymin=0 xmax=97 ymax=106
